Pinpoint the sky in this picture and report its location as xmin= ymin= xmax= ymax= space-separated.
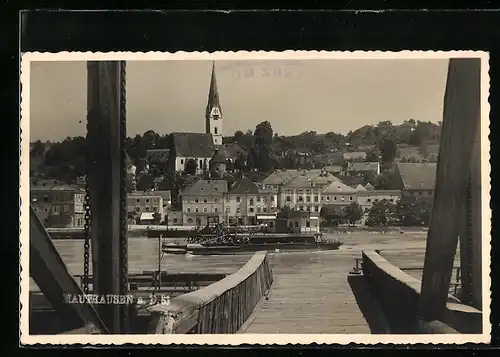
xmin=29 ymin=59 xmax=449 ymax=141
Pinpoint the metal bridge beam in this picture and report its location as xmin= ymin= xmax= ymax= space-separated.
xmin=29 ymin=206 xmax=107 ymax=333
xmin=419 ymin=58 xmax=482 ymax=322
xmin=87 ymin=61 xmax=128 ymax=333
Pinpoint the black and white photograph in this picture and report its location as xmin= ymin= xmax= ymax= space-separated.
xmin=20 ymin=51 xmax=491 ymax=345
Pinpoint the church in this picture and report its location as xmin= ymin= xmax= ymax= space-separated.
xmin=169 ymin=62 xmax=245 ymax=174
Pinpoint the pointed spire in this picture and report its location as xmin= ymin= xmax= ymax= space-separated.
xmin=206 ymin=61 xmax=221 ymax=117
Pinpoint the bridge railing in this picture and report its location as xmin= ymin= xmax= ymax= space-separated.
xmin=147 ymin=251 xmax=273 ymax=334
xmin=361 ymin=250 xmax=482 ymax=334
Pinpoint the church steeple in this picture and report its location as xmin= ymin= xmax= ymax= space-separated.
xmin=206 ymin=61 xmax=223 ymax=146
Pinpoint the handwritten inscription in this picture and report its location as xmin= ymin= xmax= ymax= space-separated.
xmin=231 ymin=66 xmax=300 ymax=80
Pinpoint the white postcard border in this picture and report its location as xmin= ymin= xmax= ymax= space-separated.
xmin=19 ymin=50 xmax=491 ymax=345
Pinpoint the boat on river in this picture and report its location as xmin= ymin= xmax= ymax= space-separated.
xmin=162 ymin=230 xmax=342 ymax=255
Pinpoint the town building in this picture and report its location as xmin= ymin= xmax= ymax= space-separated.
xmin=30 ymin=179 xmax=85 ymax=228
xmin=180 ymin=179 xmax=228 ymax=226
xmin=393 ymin=162 xmax=437 ymax=202
xmin=224 ymin=178 xmax=278 ymax=226
xmin=279 ymin=176 xmax=322 ymax=214
xmin=357 ymin=189 xmax=402 ymax=221
xmin=347 ymin=161 xmax=380 ymax=176
xmin=321 ymin=180 xmax=359 ymax=207
xmin=127 ymin=191 xmax=165 ymax=224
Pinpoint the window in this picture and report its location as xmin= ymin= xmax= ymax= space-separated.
xmin=226 ymin=196 xmax=229 ymax=202
xmin=349 ymin=196 xmax=353 ymax=201
xmin=43 ymin=195 xmax=49 ymax=202
xmin=236 ymin=207 xmax=241 ymax=214
xmin=203 ymin=207 xmax=208 ymax=212
xmin=195 ymin=198 xmax=199 ymax=203
xmin=257 ymin=206 xmax=261 ymax=213
xmin=136 ymin=199 xmax=140 ymax=203
xmin=295 ymin=221 xmax=299 ymax=228
xmin=187 ymin=207 xmax=191 ymax=212
xmin=269 ymin=222 xmax=274 ymax=228
xmin=314 ymin=196 xmax=319 ymax=202
xmin=214 ymin=207 xmax=218 ymax=213
xmin=195 ymin=207 xmax=199 ymax=212
xmin=249 ymin=199 xmax=254 ymax=205
xmin=306 ymin=196 xmax=311 ymax=202
xmin=214 ymin=127 xmax=218 ymax=135
xmin=152 ymin=206 xmax=158 ymax=212
xmin=200 ymin=160 xmax=203 ymax=168
xmin=314 ymin=206 xmax=319 ymax=212
xmin=145 ymin=206 xmax=150 ymax=212
xmin=52 ymin=206 xmax=60 ymax=214
xmin=236 ymin=196 xmax=241 ymax=202
xmin=334 ymin=196 xmax=337 ymax=201
xmin=145 ymin=199 xmax=150 ymax=203
xmin=306 ymin=221 xmax=311 ymax=228
xmin=44 ymin=207 xmax=49 ymax=213
xmin=367 ymin=199 xmax=371 ymax=203
xmin=203 ymin=198 xmax=207 ymax=203
xmin=286 ymin=190 xmax=291 ymax=194
xmin=256 ymin=196 xmax=261 ymax=202
xmin=214 ymin=198 xmax=219 ymax=203
xmin=326 ymin=196 xmax=330 ymax=201
xmin=249 ymin=208 xmax=254 ymax=213
xmin=289 ymin=222 xmax=293 ymax=227
xmin=298 ymin=196 xmax=303 ymax=202
xmin=306 ymin=190 xmax=311 ymax=194
xmin=298 ymin=190 xmax=303 ymax=195
xmin=263 ymin=207 xmax=267 ymax=212
xmin=418 ymin=192 xmax=423 ymax=196
xmin=306 ymin=206 xmax=311 ymax=212
xmin=300 ymin=206 xmax=304 ymax=211
xmin=187 ymin=218 xmax=193 ymax=224
xmin=181 ymin=159 xmax=184 ymax=164
xmin=389 ymin=199 xmax=394 ymax=202
xmin=63 ymin=204 xmax=69 ymax=213
xmin=173 ymin=218 xmax=178 ymax=224
xmin=286 ymin=196 xmax=291 ymax=202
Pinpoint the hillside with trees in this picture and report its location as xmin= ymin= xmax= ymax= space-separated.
xmin=30 ymin=119 xmax=441 ymax=185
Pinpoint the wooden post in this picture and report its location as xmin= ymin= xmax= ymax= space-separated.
xmin=419 ymin=58 xmax=481 ymax=322
xmin=86 ymin=61 xmax=126 ymax=333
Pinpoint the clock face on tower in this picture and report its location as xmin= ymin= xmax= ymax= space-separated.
xmin=211 ymin=107 xmax=221 ymax=118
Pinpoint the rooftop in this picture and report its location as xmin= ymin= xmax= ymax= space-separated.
xmin=396 ymin=162 xmax=437 ymax=190
xmin=228 ymin=178 xmax=259 ymax=195
xmin=322 ymin=180 xmax=358 ymax=194
xmin=347 ymin=162 xmax=380 ymax=172
xmin=181 ymin=179 xmax=228 ymax=196
xmin=172 ymin=132 xmax=214 ymax=158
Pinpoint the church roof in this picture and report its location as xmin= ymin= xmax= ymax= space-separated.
xmin=206 ymin=61 xmax=222 ymax=117
xmin=172 ymin=132 xmax=214 ymax=158
xmin=181 ymin=179 xmax=228 ymax=196
xmin=210 ymin=147 xmax=232 ymax=164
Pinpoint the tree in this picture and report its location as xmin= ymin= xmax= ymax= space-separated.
xmin=31 ymin=140 xmax=45 ymax=157
xmin=343 ymin=202 xmax=363 ymax=226
xmin=202 ymin=160 xmax=210 ymax=179
xmin=320 ymin=205 xmax=344 ymax=226
xmin=234 ymin=153 xmax=246 ymax=171
xmin=366 ymin=199 xmax=395 ymax=226
xmin=137 ymin=174 xmax=154 ymax=191
xmin=366 ymin=150 xmax=378 ymax=162
xmin=185 ymin=159 xmax=197 ymax=175
xmin=254 ymin=121 xmax=273 ymax=146
xmin=379 ymin=136 xmax=397 ymax=163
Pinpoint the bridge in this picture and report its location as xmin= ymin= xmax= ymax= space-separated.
xmin=26 ymin=57 xmax=485 ymax=337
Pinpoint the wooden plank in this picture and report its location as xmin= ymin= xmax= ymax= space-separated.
xmin=86 ymin=61 xmax=127 ymax=333
xmin=420 ymin=58 xmax=482 ymax=322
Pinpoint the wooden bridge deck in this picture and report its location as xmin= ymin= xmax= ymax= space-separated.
xmin=241 ymin=251 xmax=371 ymax=334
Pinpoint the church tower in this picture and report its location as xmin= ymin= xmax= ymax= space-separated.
xmin=206 ymin=61 xmax=223 ymax=147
